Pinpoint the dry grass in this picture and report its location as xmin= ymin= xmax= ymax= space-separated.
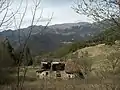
xmin=1 ymin=78 xmax=120 ymax=90
xmin=1 ymin=43 xmax=120 ymax=90
xmin=1 ymin=66 xmax=120 ymax=90
xmin=68 ymin=44 xmax=120 ymax=74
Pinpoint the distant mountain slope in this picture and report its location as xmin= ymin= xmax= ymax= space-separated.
xmin=49 ymin=22 xmax=90 ymax=29
xmin=0 ymin=22 xmax=102 ymax=55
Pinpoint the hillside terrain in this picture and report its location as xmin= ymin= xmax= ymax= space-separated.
xmin=67 ymin=42 xmax=120 ymax=77
xmin=0 ymin=21 xmax=120 ymax=90
xmin=0 ymin=22 xmax=102 ymax=55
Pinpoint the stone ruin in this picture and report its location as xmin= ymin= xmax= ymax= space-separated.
xmin=36 ymin=61 xmax=85 ymax=80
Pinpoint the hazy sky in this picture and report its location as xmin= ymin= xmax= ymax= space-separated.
xmin=5 ymin=0 xmax=93 ymax=29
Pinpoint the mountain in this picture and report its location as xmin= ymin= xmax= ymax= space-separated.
xmin=49 ymin=22 xmax=90 ymax=29
xmin=0 ymin=22 xmax=102 ymax=55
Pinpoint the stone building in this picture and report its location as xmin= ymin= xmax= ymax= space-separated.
xmin=36 ymin=60 xmax=85 ymax=80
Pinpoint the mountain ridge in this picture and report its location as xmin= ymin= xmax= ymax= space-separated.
xmin=0 ymin=22 xmax=102 ymax=55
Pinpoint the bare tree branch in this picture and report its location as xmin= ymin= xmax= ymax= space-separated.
xmin=73 ymin=0 xmax=120 ymax=23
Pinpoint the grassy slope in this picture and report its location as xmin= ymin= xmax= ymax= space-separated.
xmin=67 ymin=43 xmax=120 ymax=73
xmin=1 ymin=44 xmax=120 ymax=89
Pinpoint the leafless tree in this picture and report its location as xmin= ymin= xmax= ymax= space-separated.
xmin=12 ymin=0 xmax=53 ymax=89
xmin=73 ymin=0 xmax=120 ymax=79
xmin=73 ymin=0 xmax=120 ymax=29
xmin=0 ymin=0 xmax=24 ymax=30
xmin=0 ymin=0 xmax=23 ymax=86
xmin=106 ymin=51 xmax=120 ymax=74
xmin=0 ymin=0 xmax=53 ymax=89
